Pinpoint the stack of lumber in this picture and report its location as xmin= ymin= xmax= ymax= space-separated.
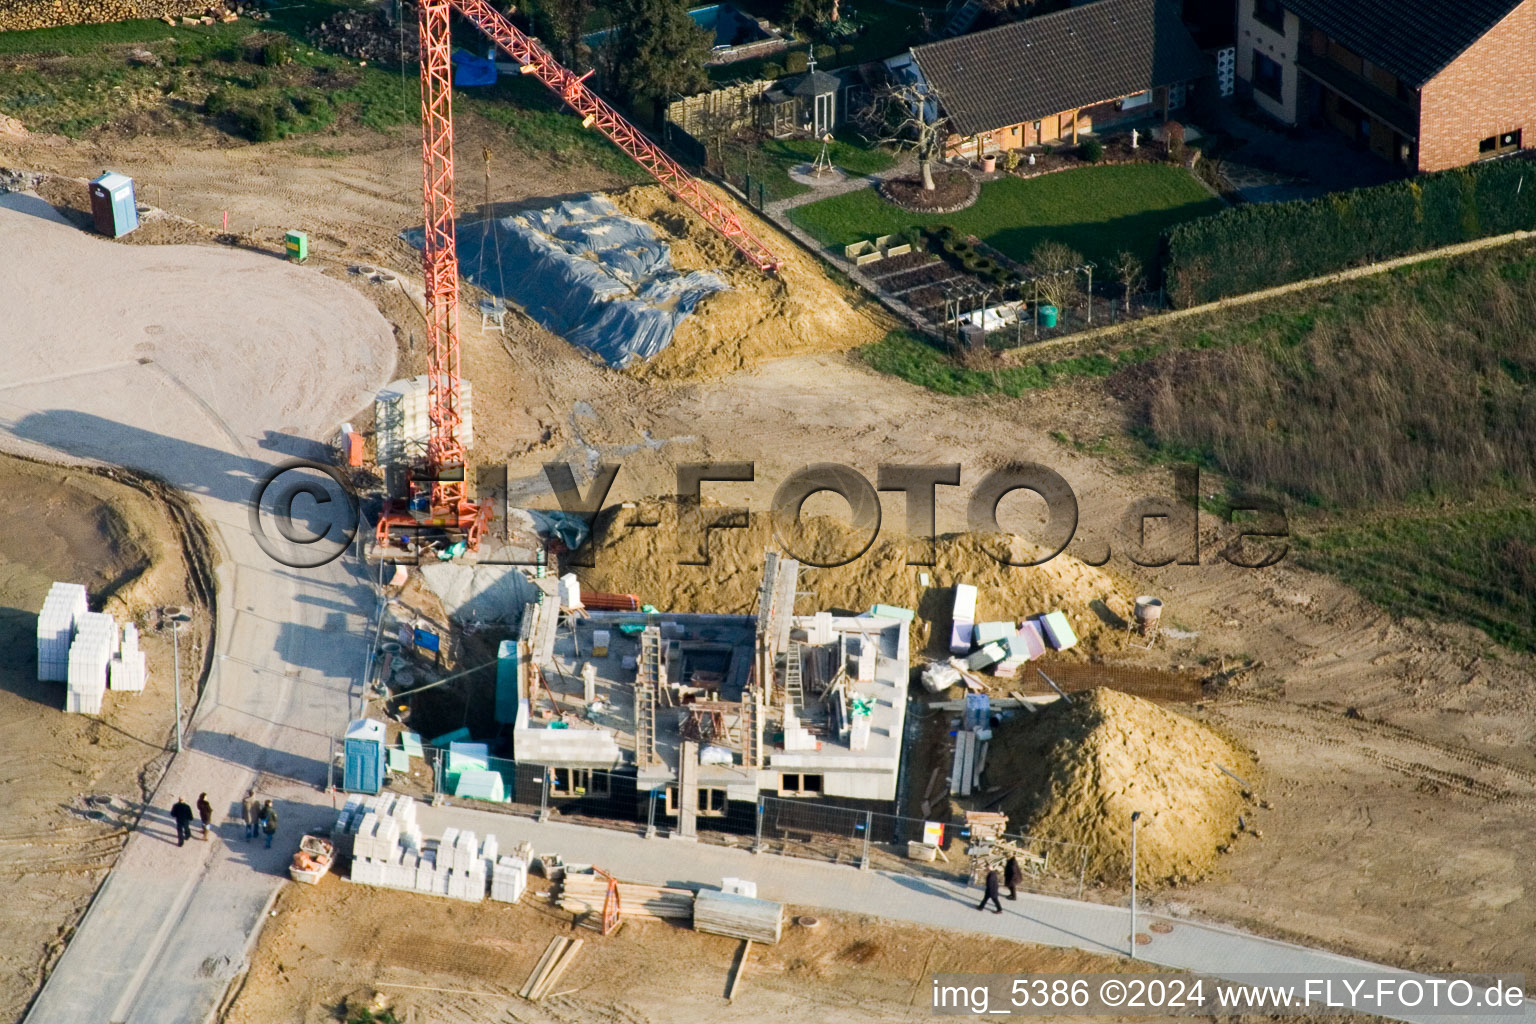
xmin=693 ymin=889 xmax=783 ymax=944
xmin=950 ymin=729 xmax=988 ymax=796
xmin=558 ymin=872 xmax=695 ymax=922
xmin=965 ymin=810 xmax=1008 ymax=842
xmin=520 ymin=936 xmax=583 ymax=1002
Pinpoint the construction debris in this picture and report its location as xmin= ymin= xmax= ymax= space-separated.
xmin=307 ymin=7 xmax=419 ymax=64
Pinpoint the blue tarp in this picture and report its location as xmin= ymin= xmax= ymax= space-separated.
xmin=404 ymin=195 xmax=728 ymax=368
xmin=452 ymin=49 xmax=498 ymax=86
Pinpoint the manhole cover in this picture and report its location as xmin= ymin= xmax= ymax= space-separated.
xmin=144 ymin=324 xmax=164 ymax=335
xmin=1133 ymin=932 xmax=1152 ymax=945
xmin=796 ymin=916 xmax=820 ymax=928
xmin=1150 ymin=922 xmax=1173 ymax=934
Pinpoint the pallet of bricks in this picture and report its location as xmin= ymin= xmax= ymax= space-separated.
xmin=37 ymin=582 xmax=147 ymax=714
xmin=338 ymin=793 xmax=529 ymax=903
xmin=556 ymin=871 xmax=695 ymax=927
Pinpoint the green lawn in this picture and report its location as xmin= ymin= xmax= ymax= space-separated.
xmin=723 ymin=132 xmax=896 ymax=201
xmin=790 ymin=162 xmax=1223 ymax=267
xmin=0 ymin=1 xmax=642 ymax=172
xmin=1296 ymin=503 xmax=1536 ymax=653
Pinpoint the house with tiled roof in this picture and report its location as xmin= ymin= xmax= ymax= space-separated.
xmin=909 ymin=0 xmax=1209 ymax=157
xmin=1237 ymin=0 xmax=1535 ymax=171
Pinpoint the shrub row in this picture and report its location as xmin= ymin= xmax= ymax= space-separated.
xmin=929 ymin=224 xmax=1021 ymax=287
xmin=1164 ymin=156 xmax=1536 ymax=307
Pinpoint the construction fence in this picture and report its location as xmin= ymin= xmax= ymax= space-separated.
xmin=345 ymin=739 xmax=1090 ymax=897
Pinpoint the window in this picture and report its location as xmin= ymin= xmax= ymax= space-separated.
xmin=699 ymin=788 xmax=728 ymax=816
xmin=1253 ymin=0 xmax=1285 ymax=33
xmin=663 ymin=786 xmax=729 ymax=815
xmin=1481 ymin=130 xmax=1523 ymax=156
xmin=779 ymin=773 xmax=824 ymax=795
xmin=1252 ymin=51 xmax=1284 ymax=100
xmin=549 ymin=768 xmax=608 ymax=797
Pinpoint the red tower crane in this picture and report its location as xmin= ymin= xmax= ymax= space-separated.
xmin=378 ymin=0 xmax=781 ymax=553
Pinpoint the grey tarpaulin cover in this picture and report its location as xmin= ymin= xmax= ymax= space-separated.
xmin=403 ymin=195 xmax=728 ymax=368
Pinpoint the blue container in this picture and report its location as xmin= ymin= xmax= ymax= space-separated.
xmin=88 ymin=172 xmax=138 ymax=238
xmin=343 ymin=718 xmax=387 ymax=794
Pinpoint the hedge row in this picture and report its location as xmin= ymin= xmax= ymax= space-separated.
xmin=1164 ymin=156 xmax=1536 ymax=307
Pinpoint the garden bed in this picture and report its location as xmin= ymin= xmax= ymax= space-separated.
xmin=879 ymin=168 xmax=979 ymax=213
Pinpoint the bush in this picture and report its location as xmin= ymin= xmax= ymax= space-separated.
xmin=1002 ymin=150 xmax=1021 ymax=173
xmin=902 ymin=225 xmax=924 ymax=249
xmin=1163 ymin=157 xmax=1536 ymax=306
xmin=760 ymin=61 xmax=784 ymax=80
xmin=812 ymin=43 xmax=834 ymax=61
xmin=250 ymin=35 xmax=290 ymax=67
xmin=836 ymin=42 xmax=855 ymax=59
xmin=1079 ymin=138 xmax=1104 ymax=163
xmin=1164 ymin=121 xmax=1186 ymax=163
xmin=238 ymin=102 xmax=280 ymax=142
xmin=203 ymin=88 xmax=232 ymax=116
xmin=784 ymin=51 xmax=809 ymax=73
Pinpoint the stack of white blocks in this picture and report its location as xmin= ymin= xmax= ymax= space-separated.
xmin=109 ymin=623 xmax=148 ymax=692
xmin=490 ymin=855 xmax=528 ymax=903
xmin=345 ymin=800 xmax=490 ymax=902
xmin=66 ymin=611 xmax=118 ymax=715
xmin=37 ymin=582 xmax=88 ymax=682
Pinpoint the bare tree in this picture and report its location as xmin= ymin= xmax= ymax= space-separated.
xmin=1031 ymin=240 xmax=1084 ymax=309
xmin=1111 ymin=250 xmax=1144 ymax=313
xmin=856 ymin=73 xmax=950 ymax=191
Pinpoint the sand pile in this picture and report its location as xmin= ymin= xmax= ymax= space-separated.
xmin=607 ymin=185 xmax=893 ymax=381
xmin=989 ymin=688 xmax=1254 ymax=884
xmin=575 ymin=498 xmax=1134 ymax=656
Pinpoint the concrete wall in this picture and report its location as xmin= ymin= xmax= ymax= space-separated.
xmin=1235 ymin=3 xmax=1300 ymax=122
xmin=1418 ymin=0 xmax=1536 ymax=172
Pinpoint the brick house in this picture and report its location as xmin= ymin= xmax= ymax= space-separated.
xmin=908 ymin=0 xmax=1209 ymax=158
xmin=1236 ymin=0 xmax=1535 ymax=172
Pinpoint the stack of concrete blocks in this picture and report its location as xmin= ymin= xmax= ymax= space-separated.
xmin=109 ymin=623 xmax=148 ymax=692
xmin=37 ymin=582 xmax=88 ymax=682
xmin=343 ymin=794 xmax=422 ymax=887
xmin=490 ymin=852 xmax=527 ymax=903
xmin=66 ymin=611 xmax=118 ymax=714
xmin=444 ymin=827 xmax=487 ymax=901
xmin=781 ymin=705 xmax=818 ymax=752
xmin=722 ymin=876 xmax=758 ymax=898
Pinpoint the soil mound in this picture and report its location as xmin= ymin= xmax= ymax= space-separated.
xmin=607 ymin=185 xmax=893 ymax=381
xmin=575 ymin=498 xmax=1134 ymax=657
xmin=990 ymin=688 xmax=1254 ymax=883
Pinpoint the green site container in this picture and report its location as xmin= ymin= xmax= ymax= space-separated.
xmin=1039 ymin=304 xmax=1059 ymax=329
xmin=284 ymin=229 xmax=308 ymax=263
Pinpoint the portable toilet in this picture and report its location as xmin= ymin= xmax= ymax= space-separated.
xmin=343 ymin=718 xmax=387 ymax=794
xmin=88 ymin=172 xmax=138 ymax=238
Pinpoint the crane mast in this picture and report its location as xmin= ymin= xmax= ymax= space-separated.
xmin=379 ymin=0 xmax=781 ymax=554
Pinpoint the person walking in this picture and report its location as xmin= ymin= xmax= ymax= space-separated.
xmin=196 ymin=793 xmax=214 ymax=841
xmin=169 ymin=797 xmax=194 ymax=847
xmin=1004 ymin=854 xmax=1023 ymax=900
xmin=260 ymin=800 xmax=278 ymax=849
xmin=976 ymin=867 xmax=1003 ymax=914
xmin=241 ymin=791 xmax=259 ymax=841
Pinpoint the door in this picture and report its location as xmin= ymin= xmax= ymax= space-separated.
xmin=814 ymin=92 xmax=834 ymax=135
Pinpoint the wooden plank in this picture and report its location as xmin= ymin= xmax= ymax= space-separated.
xmin=948 ymin=733 xmax=965 ymax=795
xmin=726 ymin=940 xmax=752 ymax=1001
xmin=520 ymin=937 xmax=566 ymax=999
xmin=959 ymin=732 xmax=975 ymax=797
xmin=532 ymin=938 xmax=583 ymax=1001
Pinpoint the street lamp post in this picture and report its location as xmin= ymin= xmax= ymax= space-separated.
xmin=1130 ymin=810 xmax=1142 ymax=958
xmin=164 ymin=608 xmax=192 ymax=754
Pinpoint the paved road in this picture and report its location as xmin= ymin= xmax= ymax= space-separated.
xmin=1 ymin=193 xmax=395 ymax=1024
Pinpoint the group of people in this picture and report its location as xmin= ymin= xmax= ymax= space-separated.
xmin=168 ymin=791 xmax=278 ymax=848
xmin=976 ymin=855 xmax=1025 ymax=914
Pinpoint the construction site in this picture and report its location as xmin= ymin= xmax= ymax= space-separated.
xmin=2 ymin=0 xmax=1535 ymax=1022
